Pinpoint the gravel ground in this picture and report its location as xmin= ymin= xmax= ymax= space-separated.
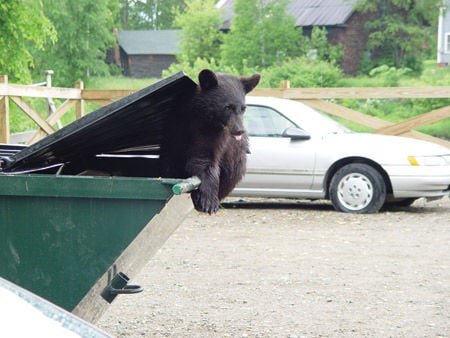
xmin=97 ymin=196 xmax=450 ymax=337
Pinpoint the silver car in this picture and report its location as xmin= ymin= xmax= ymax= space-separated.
xmin=231 ymin=96 xmax=450 ymax=213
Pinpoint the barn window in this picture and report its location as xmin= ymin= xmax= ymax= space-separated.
xmin=446 ymin=33 xmax=450 ymax=54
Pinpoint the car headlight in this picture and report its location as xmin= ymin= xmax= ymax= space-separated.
xmin=408 ymin=155 xmax=448 ymax=166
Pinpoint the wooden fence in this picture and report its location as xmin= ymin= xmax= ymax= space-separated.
xmin=1 ymin=75 xmax=449 ymax=148
xmin=0 ymin=75 xmax=135 ymax=144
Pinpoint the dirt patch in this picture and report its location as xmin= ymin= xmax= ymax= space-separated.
xmin=97 ymin=197 xmax=450 ymax=337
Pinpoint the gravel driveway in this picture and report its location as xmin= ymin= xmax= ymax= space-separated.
xmin=97 ymin=196 xmax=450 ymax=337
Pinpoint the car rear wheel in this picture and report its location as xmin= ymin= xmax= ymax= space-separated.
xmin=329 ymin=163 xmax=386 ymax=213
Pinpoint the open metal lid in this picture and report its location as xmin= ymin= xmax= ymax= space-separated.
xmin=1 ymin=72 xmax=197 ymax=173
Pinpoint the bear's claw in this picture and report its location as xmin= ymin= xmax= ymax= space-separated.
xmin=192 ymin=190 xmax=219 ymax=214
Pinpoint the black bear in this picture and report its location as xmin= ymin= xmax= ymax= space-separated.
xmin=161 ymin=69 xmax=260 ymax=214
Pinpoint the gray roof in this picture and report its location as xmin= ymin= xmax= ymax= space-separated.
xmin=119 ymin=30 xmax=181 ymax=55
xmin=219 ymin=0 xmax=357 ymax=30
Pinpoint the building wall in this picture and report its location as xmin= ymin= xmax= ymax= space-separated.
xmin=302 ymin=12 xmax=370 ymax=76
xmin=437 ymin=1 xmax=450 ymax=65
xmin=116 ymin=13 xmax=371 ymax=77
xmin=120 ymin=50 xmax=177 ymax=78
xmin=331 ymin=12 xmax=371 ymax=76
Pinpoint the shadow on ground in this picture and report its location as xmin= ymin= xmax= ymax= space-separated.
xmin=221 ymin=197 xmax=448 ymax=214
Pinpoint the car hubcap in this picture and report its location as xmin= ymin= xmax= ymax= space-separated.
xmin=337 ymin=173 xmax=373 ymax=211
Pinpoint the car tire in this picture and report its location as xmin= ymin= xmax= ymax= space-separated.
xmin=329 ymin=163 xmax=386 ymax=213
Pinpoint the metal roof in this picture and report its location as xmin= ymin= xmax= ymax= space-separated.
xmin=219 ymin=0 xmax=357 ymax=29
xmin=119 ymin=30 xmax=181 ymax=55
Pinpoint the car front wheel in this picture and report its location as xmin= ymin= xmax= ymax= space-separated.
xmin=329 ymin=163 xmax=386 ymax=213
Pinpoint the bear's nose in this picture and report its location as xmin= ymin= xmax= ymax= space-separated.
xmin=231 ymin=129 xmax=245 ymax=141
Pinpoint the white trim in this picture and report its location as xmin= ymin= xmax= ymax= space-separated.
xmin=445 ymin=32 xmax=450 ymax=54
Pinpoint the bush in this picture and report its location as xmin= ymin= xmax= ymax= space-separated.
xmin=162 ymin=57 xmax=241 ymax=80
xmin=162 ymin=57 xmax=342 ymax=88
xmin=368 ymin=65 xmax=412 ymax=87
xmin=260 ymin=57 xmax=342 ymax=88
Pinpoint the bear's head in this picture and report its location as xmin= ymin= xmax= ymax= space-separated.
xmin=193 ymin=69 xmax=260 ymax=139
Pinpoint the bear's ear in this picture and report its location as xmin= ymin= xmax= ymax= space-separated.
xmin=198 ymin=69 xmax=218 ymax=91
xmin=241 ymin=74 xmax=261 ymax=94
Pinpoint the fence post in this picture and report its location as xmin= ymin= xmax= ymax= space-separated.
xmin=75 ymin=80 xmax=85 ymax=119
xmin=45 ymin=70 xmax=61 ymax=129
xmin=0 ymin=75 xmax=10 ymax=143
xmin=280 ymin=80 xmax=291 ymax=90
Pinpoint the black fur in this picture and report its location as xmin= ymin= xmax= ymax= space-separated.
xmin=160 ymin=69 xmax=260 ymax=214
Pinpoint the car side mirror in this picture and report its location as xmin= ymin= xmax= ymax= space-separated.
xmin=282 ymin=127 xmax=311 ymax=140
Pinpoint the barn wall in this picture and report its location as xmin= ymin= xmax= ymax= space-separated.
xmin=331 ymin=12 xmax=371 ymax=76
xmin=121 ymin=54 xmax=177 ymax=78
xmin=302 ymin=11 xmax=370 ymax=76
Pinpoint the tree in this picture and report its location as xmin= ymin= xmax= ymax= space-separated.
xmin=0 ymin=0 xmax=56 ymax=83
xmin=32 ymin=0 xmax=118 ymax=86
xmin=120 ymin=0 xmax=185 ymax=30
xmin=308 ymin=27 xmax=343 ymax=66
xmin=173 ymin=0 xmax=224 ymax=64
xmin=354 ymin=0 xmax=444 ymax=72
xmin=221 ymin=0 xmax=302 ymax=72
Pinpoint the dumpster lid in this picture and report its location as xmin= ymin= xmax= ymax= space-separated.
xmin=1 ymin=72 xmax=197 ymax=173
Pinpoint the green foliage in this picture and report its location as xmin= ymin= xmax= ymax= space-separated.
xmin=85 ymin=76 xmax=157 ymax=90
xmin=336 ymin=61 xmax=450 ymax=139
xmin=368 ymin=65 xmax=413 ymax=86
xmin=221 ymin=0 xmax=303 ymax=72
xmin=338 ymin=60 xmax=450 ymax=87
xmin=260 ymin=58 xmax=343 ymax=88
xmin=162 ymin=57 xmax=241 ymax=80
xmin=173 ymin=0 xmax=224 ymax=64
xmin=418 ymin=60 xmax=450 ymax=86
xmin=9 ymin=100 xmax=43 ymax=133
xmin=339 ymin=96 xmax=450 ymax=139
xmin=32 ymin=0 xmax=117 ymax=86
xmin=308 ymin=27 xmax=343 ymax=65
xmin=163 ymin=56 xmax=342 ymax=89
xmin=10 ymin=60 xmax=450 ymax=140
xmin=354 ymin=0 xmax=442 ymax=73
xmin=119 ymin=0 xmax=185 ymax=30
xmin=417 ymin=118 xmax=450 ymax=139
xmin=0 ymin=0 xmax=56 ymax=83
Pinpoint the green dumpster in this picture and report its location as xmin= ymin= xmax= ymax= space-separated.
xmin=0 ymin=174 xmax=195 ymax=322
xmin=0 ymin=73 xmax=200 ymax=323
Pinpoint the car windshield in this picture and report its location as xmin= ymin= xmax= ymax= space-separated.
xmin=291 ymin=106 xmax=351 ymax=135
xmin=245 ymin=102 xmax=350 ymax=137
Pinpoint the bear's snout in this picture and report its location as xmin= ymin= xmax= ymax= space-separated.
xmin=231 ymin=129 xmax=246 ymax=141
xmin=227 ymin=123 xmax=245 ymax=140
xmin=226 ymin=113 xmax=245 ymax=139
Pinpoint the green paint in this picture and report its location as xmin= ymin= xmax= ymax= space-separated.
xmin=0 ymin=174 xmax=183 ymax=310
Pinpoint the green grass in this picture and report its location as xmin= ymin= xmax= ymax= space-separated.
xmin=85 ymin=76 xmax=158 ymax=89
xmin=9 ymin=98 xmax=48 ymax=134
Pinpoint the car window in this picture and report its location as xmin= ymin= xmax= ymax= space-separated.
xmin=245 ymin=105 xmax=296 ymax=137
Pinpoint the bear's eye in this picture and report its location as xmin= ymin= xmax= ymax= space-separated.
xmin=241 ymin=105 xmax=247 ymax=113
xmin=225 ymin=104 xmax=234 ymax=111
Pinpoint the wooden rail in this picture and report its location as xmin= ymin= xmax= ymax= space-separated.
xmin=0 ymin=75 xmax=135 ymax=144
xmin=0 ymin=75 xmax=449 ymax=148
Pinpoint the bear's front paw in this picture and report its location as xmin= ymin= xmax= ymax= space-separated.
xmin=191 ymin=189 xmax=220 ymax=214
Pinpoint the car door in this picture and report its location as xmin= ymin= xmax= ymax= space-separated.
xmin=238 ymin=104 xmax=317 ymax=195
